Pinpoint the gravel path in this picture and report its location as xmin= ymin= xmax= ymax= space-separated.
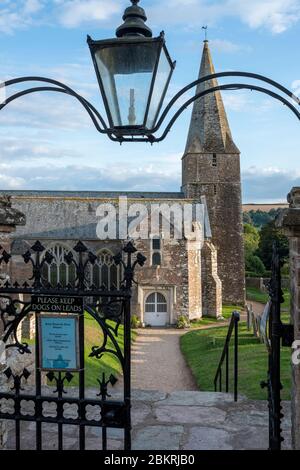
xmin=131 ymin=328 xmax=197 ymax=393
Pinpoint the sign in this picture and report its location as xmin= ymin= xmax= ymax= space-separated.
xmin=38 ymin=315 xmax=80 ymax=371
xmin=31 ymin=295 xmax=83 ymax=314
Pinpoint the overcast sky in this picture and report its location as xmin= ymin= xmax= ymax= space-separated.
xmin=0 ymin=0 xmax=299 ymax=203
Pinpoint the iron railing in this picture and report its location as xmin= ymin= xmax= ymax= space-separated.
xmin=214 ymin=311 xmax=240 ymax=402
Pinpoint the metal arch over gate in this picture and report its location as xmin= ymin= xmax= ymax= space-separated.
xmin=0 ymin=240 xmax=146 ymax=451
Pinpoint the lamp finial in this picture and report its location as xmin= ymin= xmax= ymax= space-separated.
xmin=116 ymin=0 xmax=152 ymax=37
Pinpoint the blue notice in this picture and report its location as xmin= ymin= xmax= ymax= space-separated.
xmin=40 ymin=316 xmax=78 ymax=370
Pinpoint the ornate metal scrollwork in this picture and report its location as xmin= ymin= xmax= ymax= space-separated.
xmin=0 ymin=296 xmax=31 ymax=354
xmin=23 ymin=241 xmax=54 ymax=289
xmin=97 ymin=373 xmax=118 ymax=400
xmin=64 ymin=241 xmax=97 ymax=290
xmin=4 ymin=367 xmax=31 ymax=392
xmin=46 ymin=371 xmax=74 ymax=395
xmin=113 ymin=241 xmax=146 ymax=289
xmin=0 ymin=239 xmax=145 ymax=450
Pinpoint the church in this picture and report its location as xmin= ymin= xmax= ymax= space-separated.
xmin=0 ymin=40 xmax=245 ymax=327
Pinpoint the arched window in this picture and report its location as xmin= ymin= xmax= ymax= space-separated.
xmin=42 ymin=243 xmax=76 ymax=287
xmin=145 ymin=292 xmax=167 ymax=313
xmin=152 ymin=252 xmax=161 ymax=266
xmin=151 ymin=237 xmax=162 ymax=267
xmin=90 ymin=249 xmax=121 ymax=289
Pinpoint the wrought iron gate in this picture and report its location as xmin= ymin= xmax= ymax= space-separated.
xmin=0 ymin=240 xmax=145 ymax=451
xmin=261 ymin=243 xmax=294 ymax=450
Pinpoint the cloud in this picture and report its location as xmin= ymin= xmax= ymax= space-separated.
xmin=0 ymin=0 xmax=45 ymax=34
xmin=209 ymin=39 xmax=252 ymax=54
xmin=0 ymin=160 xmax=181 ymax=192
xmin=148 ymin=0 xmax=300 ymax=34
xmin=227 ymin=0 xmax=300 ymax=34
xmin=242 ymin=166 xmax=300 ymax=202
xmin=223 ymin=92 xmax=251 ymax=111
xmin=0 ymin=0 xmax=299 ymax=35
xmin=0 ymin=137 xmax=82 ymax=162
xmin=57 ymin=0 xmax=122 ymax=28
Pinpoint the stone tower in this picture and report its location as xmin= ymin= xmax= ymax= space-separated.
xmin=182 ymin=40 xmax=245 ymax=305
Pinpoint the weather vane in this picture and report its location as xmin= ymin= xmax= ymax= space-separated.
xmin=202 ymin=25 xmax=208 ymax=41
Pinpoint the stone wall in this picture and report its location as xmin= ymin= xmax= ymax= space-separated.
xmin=182 ymin=152 xmax=245 ymax=306
xmin=0 ymin=197 xmax=26 ymax=449
xmin=277 ymin=186 xmax=300 ymax=450
xmin=5 ymin=195 xmax=218 ymax=324
xmin=201 ymin=240 xmax=222 ymax=318
xmin=246 ymin=277 xmax=290 ymax=291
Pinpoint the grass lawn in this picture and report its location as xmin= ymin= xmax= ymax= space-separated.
xmin=189 ymin=305 xmax=243 ymax=328
xmin=181 ymin=322 xmax=292 ymax=400
xmin=247 ymin=286 xmax=291 ymax=311
xmin=23 ymin=313 xmax=137 ymax=387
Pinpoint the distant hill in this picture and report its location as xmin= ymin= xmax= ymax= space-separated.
xmin=243 ymin=203 xmax=288 ymax=213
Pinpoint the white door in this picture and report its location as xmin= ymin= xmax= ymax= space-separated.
xmin=144 ymin=292 xmax=168 ymax=326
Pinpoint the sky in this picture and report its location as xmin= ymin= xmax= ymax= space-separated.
xmin=0 ymin=0 xmax=299 ymax=203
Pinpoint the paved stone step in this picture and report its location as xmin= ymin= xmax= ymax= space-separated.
xmin=2 ymin=389 xmax=292 ymax=450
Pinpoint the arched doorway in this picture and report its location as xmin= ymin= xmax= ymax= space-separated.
xmin=144 ymin=292 xmax=168 ymax=326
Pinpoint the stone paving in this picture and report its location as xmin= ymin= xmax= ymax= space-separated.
xmin=2 ymin=389 xmax=292 ymax=450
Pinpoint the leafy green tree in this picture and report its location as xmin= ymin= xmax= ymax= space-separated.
xmin=244 ymin=209 xmax=282 ymax=229
xmin=244 ymin=223 xmax=260 ymax=258
xmin=243 ymin=212 xmax=253 ymax=225
xmin=256 ymin=220 xmax=289 ymax=269
xmin=245 ymin=253 xmax=266 ymax=276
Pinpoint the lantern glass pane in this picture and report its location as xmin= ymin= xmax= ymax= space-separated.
xmin=95 ymin=42 xmax=160 ymax=127
xmin=146 ymin=47 xmax=172 ymax=129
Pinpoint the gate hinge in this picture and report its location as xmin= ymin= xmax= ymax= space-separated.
xmin=281 ymin=324 xmax=294 ymax=347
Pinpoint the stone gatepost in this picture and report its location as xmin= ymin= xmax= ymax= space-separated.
xmin=201 ymin=240 xmax=222 ymax=318
xmin=0 ymin=196 xmax=25 ymax=449
xmin=277 ymin=187 xmax=300 ymax=450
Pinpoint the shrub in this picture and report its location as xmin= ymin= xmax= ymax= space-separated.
xmin=281 ymin=262 xmax=290 ymax=277
xmin=245 ymin=271 xmax=262 ymax=278
xmin=245 ymin=253 xmax=266 ymax=277
xmin=131 ymin=315 xmax=141 ymax=329
xmin=176 ymin=315 xmax=190 ymax=329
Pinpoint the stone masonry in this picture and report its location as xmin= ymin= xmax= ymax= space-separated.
xmin=182 ymin=40 xmax=245 ymax=306
xmin=0 ymin=196 xmax=26 ymax=449
xmin=3 ymin=389 xmax=292 ymax=450
xmin=1 ymin=193 xmax=222 ymax=323
xmin=277 ymin=186 xmax=300 ymax=450
xmin=201 ymin=240 xmax=222 ymax=317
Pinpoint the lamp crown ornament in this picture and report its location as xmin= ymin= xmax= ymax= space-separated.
xmin=116 ymin=0 xmax=152 ymax=37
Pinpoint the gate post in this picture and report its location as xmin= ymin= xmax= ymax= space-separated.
xmin=277 ymin=187 xmax=300 ymax=450
xmin=0 ymin=196 xmax=25 ymax=449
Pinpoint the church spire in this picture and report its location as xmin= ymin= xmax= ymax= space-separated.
xmin=184 ymin=40 xmax=239 ymax=154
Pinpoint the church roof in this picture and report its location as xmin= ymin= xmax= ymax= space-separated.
xmin=0 ymin=190 xmax=185 ymax=200
xmin=184 ymin=41 xmax=239 ymax=155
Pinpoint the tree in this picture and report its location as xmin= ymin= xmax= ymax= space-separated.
xmin=256 ymin=220 xmax=289 ymax=270
xmin=243 ymin=212 xmax=253 ymax=225
xmin=244 ymin=223 xmax=260 ymax=258
xmin=245 ymin=253 xmax=266 ymax=276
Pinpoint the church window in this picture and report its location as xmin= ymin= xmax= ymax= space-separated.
xmin=212 ymin=153 xmax=217 ymax=167
xmin=151 ymin=237 xmax=162 ymax=266
xmin=152 ymin=252 xmax=161 ymax=266
xmin=90 ymin=249 xmax=121 ymax=289
xmin=42 ymin=243 xmax=76 ymax=287
xmin=152 ymin=238 xmax=161 ymax=250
